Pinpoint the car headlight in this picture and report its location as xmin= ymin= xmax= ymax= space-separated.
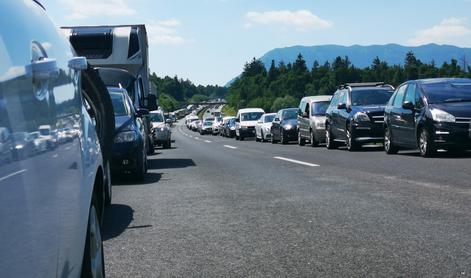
xmin=230 ymin=127 xmax=236 ymax=130
xmin=284 ymin=124 xmax=293 ymax=130
xmin=430 ymin=108 xmax=455 ymax=123
xmin=114 ymin=131 xmax=137 ymax=143
xmin=353 ymin=112 xmax=370 ymax=122
xmin=160 ymin=127 xmax=167 ymax=132
xmin=15 ymin=145 xmax=24 ymax=150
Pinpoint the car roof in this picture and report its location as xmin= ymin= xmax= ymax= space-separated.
xmin=238 ymin=108 xmax=265 ymax=113
xmin=301 ymin=95 xmax=332 ymax=103
xmin=415 ymin=77 xmax=471 ymax=85
xmin=263 ymin=113 xmax=277 ymax=116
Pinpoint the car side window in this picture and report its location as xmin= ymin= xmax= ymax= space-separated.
xmin=299 ymin=101 xmax=306 ymax=115
xmin=330 ymin=92 xmax=340 ymax=107
xmin=404 ymin=83 xmax=416 ymax=104
xmin=393 ymin=85 xmax=407 ymax=108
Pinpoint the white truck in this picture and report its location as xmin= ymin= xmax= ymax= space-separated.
xmin=62 ymin=24 xmax=158 ymax=153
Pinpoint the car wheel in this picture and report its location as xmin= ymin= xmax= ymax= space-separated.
xmin=384 ymin=127 xmax=399 ymax=155
xmin=134 ymin=151 xmax=146 ymax=181
xmin=81 ymin=195 xmax=105 ymax=278
xmin=298 ymin=131 xmax=305 ymax=146
xmin=346 ymin=126 xmax=359 ymax=152
xmin=104 ymin=159 xmax=112 ymax=207
xmin=260 ymin=131 xmax=266 ymax=142
xmin=271 ymin=134 xmax=276 ymax=144
xmin=325 ymin=125 xmax=337 ymax=149
xmin=310 ymin=130 xmax=318 ymax=147
xmin=419 ymin=128 xmax=435 ymax=157
xmin=147 ymin=137 xmax=155 ymax=155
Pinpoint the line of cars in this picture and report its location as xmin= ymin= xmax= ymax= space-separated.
xmin=189 ymin=79 xmax=471 ymax=158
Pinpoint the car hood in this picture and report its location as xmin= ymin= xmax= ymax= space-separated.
xmin=430 ymin=103 xmax=471 ymax=118
xmin=115 ymin=116 xmax=134 ymax=132
xmin=282 ymin=119 xmax=298 ymax=126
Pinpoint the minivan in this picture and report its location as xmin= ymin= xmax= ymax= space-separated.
xmin=297 ymin=95 xmax=332 ymax=147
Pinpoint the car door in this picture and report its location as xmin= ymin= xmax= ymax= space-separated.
xmin=298 ymin=100 xmax=308 ymax=138
xmin=0 ymin=2 xmax=86 ymax=277
xmin=272 ymin=112 xmax=281 ymax=140
xmin=401 ymin=83 xmax=418 ymax=145
xmin=389 ymin=84 xmax=408 ymax=145
xmin=255 ymin=116 xmax=263 ymax=137
xmin=326 ymin=92 xmax=340 ymax=137
xmin=336 ymin=91 xmax=349 ymax=139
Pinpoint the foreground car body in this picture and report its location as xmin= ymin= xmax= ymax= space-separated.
xmin=384 ymin=78 xmax=471 ymax=157
xmin=0 ymin=1 xmax=106 ymax=276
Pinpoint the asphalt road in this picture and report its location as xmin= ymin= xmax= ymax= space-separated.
xmin=104 ymin=121 xmax=471 ymax=277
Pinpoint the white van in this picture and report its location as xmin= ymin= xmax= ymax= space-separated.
xmin=235 ymin=108 xmax=265 ymax=141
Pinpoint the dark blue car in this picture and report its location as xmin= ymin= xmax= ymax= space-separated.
xmin=271 ymin=108 xmax=299 ymax=144
xmin=109 ymin=87 xmax=148 ymax=180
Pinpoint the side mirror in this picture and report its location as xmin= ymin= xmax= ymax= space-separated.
xmin=273 ymin=117 xmax=280 ymax=123
xmin=337 ymin=103 xmax=347 ymax=110
xmin=402 ymin=101 xmax=414 ymax=110
xmin=235 ymin=118 xmax=240 ymax=123
xmin=136 ymin=108 xmax=149 ymax=117
xmin=147 ymin=94 xmax=158 ymax=111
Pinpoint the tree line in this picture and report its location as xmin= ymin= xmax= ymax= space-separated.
xmin=226 ymin=52 xmax=471 ymax=113
xmin=150 ymin=73 xmax=227 ymax=112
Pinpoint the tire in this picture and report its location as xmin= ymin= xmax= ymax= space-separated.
xmin=134 ymin=150 xmax=146 ymax=182
xmin=271 ymin=134 xmax=277 ymax=144
xmin=260 ymin=131 xmax=266 ymax=143
xmin=384 ymin=127 xmax=399 ymax=155
xmin=346 ymin=125 xmax=360 ymax=152
xmin=239 ymin=135 xmax=244 ymax=141
xmin=419 ymin=128 xmax=436 ymax=157
xmin=325 ymin=125 xmax=337 ymax=150
xmin=147 ymin=137 xmax=155 ymax=155
xmin=310 ymin=130 xmax=318 ymax=147
xmin=104 ymin=160 xmax=112 ymax=207
xmin=81 ymin=67 xmax=115 ymax=162
xmin=81 ymin=195 xmax=105 ymax=278
xmin=298 ymin=131 xmax=305 ymax=146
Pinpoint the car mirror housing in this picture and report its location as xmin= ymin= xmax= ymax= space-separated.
xmin=136 ymin=108 xmax=149 ymax=117
xmin=402 ymin=101 xmax=414 ymax=110
xmin=337 ymin=103 xmax=347 ymax=110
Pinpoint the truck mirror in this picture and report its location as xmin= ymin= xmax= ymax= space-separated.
xmin=147 ymin=94 xmax=158 ymax=111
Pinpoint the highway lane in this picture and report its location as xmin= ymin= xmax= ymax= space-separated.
xmin=104 ymin=121 xmax=471 ymax=277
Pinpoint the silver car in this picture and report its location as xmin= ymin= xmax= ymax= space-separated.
xmin=0 ymin=2 xmax=108 ymax=277
xmin=297 ymin=95 xmax=332 ymax=146
xmin=150 ymin=110 xmax=172 ymax=149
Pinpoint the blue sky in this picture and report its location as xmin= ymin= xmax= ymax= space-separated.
xmin=43 ymin=0 xmax=471 ymax=85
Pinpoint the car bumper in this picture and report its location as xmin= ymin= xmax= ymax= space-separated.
xmin=111 ymin=142 xmax=142 ymax=172
xmin=240 ymin=127 xmax=256 ymax=137
xmin=313 ymin=127 xmax=326 ymax=142
xmin=352 ymin=123 xmax=385 ymax=143
xmin=282 ymin=128 xmax=298 ymax=141
xmin=430 ymin=122 xmax=471 ymax=148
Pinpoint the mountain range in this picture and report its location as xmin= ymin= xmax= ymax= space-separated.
xmin=260 ymin=43 xmax=471 ymax=70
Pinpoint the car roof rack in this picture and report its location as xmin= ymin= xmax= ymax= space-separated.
xmin=338 ymin=82 xmax=395 ymax=91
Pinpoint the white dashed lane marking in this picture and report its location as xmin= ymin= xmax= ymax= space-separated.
xmin=273 ymin=156 xmax=319 ymax=167
xmin=224 ymin=145 xmax=238 ymax=149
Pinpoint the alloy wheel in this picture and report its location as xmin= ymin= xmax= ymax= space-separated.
xmin=88 ymin=205 xmax=104 ymax=278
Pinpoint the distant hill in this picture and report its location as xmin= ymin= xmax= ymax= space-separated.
xmin=260 ymin=43 xmax=471 ymax=70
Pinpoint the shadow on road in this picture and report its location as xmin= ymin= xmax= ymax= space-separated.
xmin=112 ymin=172 xmax=162 ymax=185
xmin=102 ymin=204 xmax=134 ymax=241
xmin=148 ymin=158 xmax=196 ymax=170
xmin=398 ymin=150 xmax=471 ymax=159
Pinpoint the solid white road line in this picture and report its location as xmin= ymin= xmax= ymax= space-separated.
xmin=204 ymin=140 xmax=212 ymax=143
xmin=273 ymin=156 xmax=319 ymax=167
xmin=0 ymin=169 xmax=27 ymax=182
xmin=224 ymin=145 xmax=238 ymax=149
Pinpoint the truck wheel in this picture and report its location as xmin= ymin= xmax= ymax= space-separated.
xmin=81 ymin=67 xmax=115 ymax=162
xmin=81 ymin=194 xmax=105 ymax=278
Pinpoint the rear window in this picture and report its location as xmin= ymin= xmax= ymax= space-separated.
xmin=422 ymin=82 xmax=471 ymax=104
xmin=351 ymin=89 xmax=393 ymax=106
xmin=282 ymin=109 xmax=298 ymax=120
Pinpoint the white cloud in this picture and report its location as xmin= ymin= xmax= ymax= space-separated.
xmin=408 ymin=17 xmax=471 ymax=46
xmin=147 ymin=20 xmax=188 ymax=45
xmin=245 ymin=10 xmax=332 ymax=31
xmin=59 ymin=0 xmax=137 ymax=19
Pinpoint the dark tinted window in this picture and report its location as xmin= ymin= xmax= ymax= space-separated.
xmin=415 ymin=88 xmax=424 ymax=108
xmin=282 ymin=109 xmax=298 ymax=120
xmin=352 ymin=89 xmax=393 ymax=106
xmin=241 ymin=112 xmax=263 ymax=121
xmin=393 ymin=85 xmax=407 ymax=108
xmin=422 ymin=82 xmax=471 ymax=103
xmin=70 ymin=28 xmax=113 ymax=59
xmin=264 ymin=115 xmax=275 ymax=123
xmin=128 ymin=27 xmax=140 ymax=58
xmin=150 ymin=113 xmax=164 ymax=122
xmin=311 ymin=101 xmax=330 ymax=116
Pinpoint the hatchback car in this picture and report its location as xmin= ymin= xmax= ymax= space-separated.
xmin=384 ymin=78 xmax=471 ymax=157
xmin=0 ymin=1 xmax=109 ymax=277
xmin=271 ymin=108 xmax=299 ymax=144
xmin=199 ymin=120 xmax=214 ymax=135
xmin=109 ymin=88 xmax=148 ymax=180
xmin=297 ymin=95 xmax=332 ymax=147
xmin=255 ymin=113 xmax=276 ymax=142
xmin=223 ymin=117 xmax=237 ymax=137
xmin=325 ymin=83 xmax=394 ymax=151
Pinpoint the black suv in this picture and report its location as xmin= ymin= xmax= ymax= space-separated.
xmin=325 ymin=83 xmax=394 ymax=151
xmin=384 ymin=78 xmax=471 ymax=157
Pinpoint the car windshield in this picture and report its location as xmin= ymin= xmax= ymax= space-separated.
xmin=311 ymin=101 xmax=330 ymax=116
xmin=422 ymin=82 xmax=471 ymax=103
xmin=39 ymin=128 xmax=50 ymax=136
xmin=204 ymin=121 xmax=213 ymax=126
xmin=150 ymin=113 xmax=164 ymax=122
xmin=264 ymin=115 xmax=275 ymax=123
xmin=351 ymin=89 xmax=393 ymax=106
xmin=282 ymin=109 xmax=298 ymax=120
xmin=12 ymin=133 xmax=26 ymax=141
xmin=241 ymin=112 xmax=263 ymax=121
xmin=109 ymin=92 xmax=130 ymax=116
